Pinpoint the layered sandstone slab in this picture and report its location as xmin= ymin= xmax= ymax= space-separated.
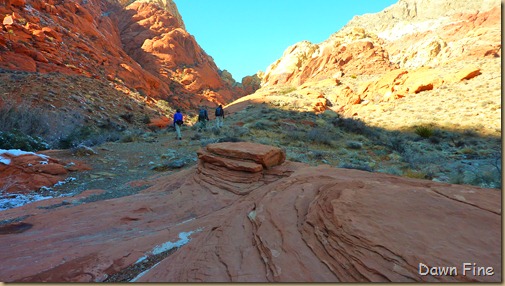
xmin=0 ymin=143 xmax=500 ymax=282
xmin=205 ymin=142 xmax=286 ymax=168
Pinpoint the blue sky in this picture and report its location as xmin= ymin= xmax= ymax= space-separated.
xmin=176 ymin=1 xmax=398 ymax=81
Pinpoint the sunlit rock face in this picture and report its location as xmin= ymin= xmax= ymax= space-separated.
xmin=261 ymin=0 xmax=500 ymax=87
xmin=0 ymin=142 xmax=500 ymax=282
xmin=0 ymin=0 xmax=250 ymax=109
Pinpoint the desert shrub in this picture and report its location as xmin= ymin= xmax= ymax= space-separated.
xmin=472 ymin=169 xmax=502 ymax=189
xmin=286 ymin=150 xmax=309 ymax=163
xmin=119 ymin=113 xmax=134 ymax=124
xmin=120 ymin=129 xmax=146 ymax=143
xmin=155 ymin=99 xmax=176 ymax=115
xmin=228 ymin=126 xmax=249 ymax=138
xmin=403 ymin=169 xmax=427 ymax=179
xmin=0 ymin=130 xmax=49 ymax=151
xmin=58 ymin=126 xmax=93 ymax=149
xmin=250 ymin=119 xmax=277 ymax=130
xmin=190 ymin=133 xmax=202 ymax=141
xmin=58 ymin=126 xmax=121 ymax=149
xmin=0 ymin=102 xmax=85 ymax=149
xmin=401 ymin=146 xmax=442 ymax=168
xmin=0 ymin=103 xmax=51 ymax=139
xmin=308 ymin=150 xmax=327 ymax=161
xmin=284 ymin=130 xmax=306 ymax=142
xmin=142 ymin=114 xmax=151 ymax=124
xmin=332 ymin=117 xmax=375 ymax=137
xmin=346 ymin=141 xmax=363 ymax=150
xmin=217 ymin=137 xmax=243 ymax=143
xmin=255 ymin=138 xmax=274 ymax=146
xmin=429 ymin=136 xmax=441 ymax=144
xmin=211 ymin=126 xmax=221 ymax=136
xmin=278 ymin=86 xmax=297 ymax=95
xmin=307 ymin=128 xmax=339 ymax=146
xmin=339 ymin=163 xmax=373 ymax=172
xmin=414 ymin=125 xmax=434 ymax=138
xmin=377 ymin=167 xmax=402 ymax=176
xmin=385 ymin=136 xmax=405 ymax=154
xmin=200 ymin=138 xmax=219 ymax=147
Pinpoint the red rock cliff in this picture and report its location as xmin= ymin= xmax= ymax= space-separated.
xmin=0 ymin=0 xmax=248 ymax=109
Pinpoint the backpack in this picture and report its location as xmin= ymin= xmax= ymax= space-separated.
xmin=198 ymin=109 xmax=207 ymax=121
xmin=215 ymin=107 xmax=223 ymax=116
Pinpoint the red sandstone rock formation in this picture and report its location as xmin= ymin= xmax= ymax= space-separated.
xmin=0 ymin=150 xmax=90 ymax=194
xmin=262 ymin=29 xmax=395 ymax=87
xmin=0 ymin=0 xmax=250 ymax=110
xmin=0 ymin=142 xmax=500 ymax=282
xmin=259 ymin=0 xmax=500 ymax=113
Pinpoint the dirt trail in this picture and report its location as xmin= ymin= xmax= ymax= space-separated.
xmin=44 ymin=126 xmax=208 ymax=203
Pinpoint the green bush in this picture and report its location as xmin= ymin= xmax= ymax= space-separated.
xmin=0 ymin=130 xmax=49 ymax=151
xmin=414 ymin=126 xmax=434 ymax=138
xmin=339 ymin=163 xmax=373 ymax=172
xmin=346 ymin=141 xmax=363 ymax=149
xmin=385 ymin=136 xmax=405 ymax=153
xmin=332 ymin=117 xmax=372 ymax=136
xmin=278 ymin=86 xmax=297 ymax=95
xmin=307 ymin=128 xmax=339 ymax=146
xmin=0 ymin=102 xmax=85 ymax=149
xmin=403 ymin=169 xmax=427 ymax=179
xmin=250 ymin=119 xmax=277 ymax=130
xmin=58 ymin=126 xmax=121 ymax=149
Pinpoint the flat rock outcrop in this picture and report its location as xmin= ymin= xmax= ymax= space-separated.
xmin=0 ymin=149 xmax=90 ymax=194
xmin=0 ymin=142 xmax=500 ymax=282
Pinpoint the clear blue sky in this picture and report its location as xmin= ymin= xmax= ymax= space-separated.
xmin=176 ymin=1 xmax=398 ymax=81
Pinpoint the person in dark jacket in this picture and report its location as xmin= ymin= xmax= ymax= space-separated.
xmin=197 ymin=106 xmax=209 ymax=131
xmin=173 ymin=109 xmax=183 ymax=140
xmin=215 ymin=104 xmax=225 ymax=128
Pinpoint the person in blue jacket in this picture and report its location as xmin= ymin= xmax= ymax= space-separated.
xmin=173 ymin=109 xmax=184 ymax=140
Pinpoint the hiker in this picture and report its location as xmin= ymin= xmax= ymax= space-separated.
xmin=173 ymin=109 xmax=184 ymax=140
xmin=215 ymin=104 xmax=225 ymax=128
xmin=197 ymin=106 xmax=209 ymax=131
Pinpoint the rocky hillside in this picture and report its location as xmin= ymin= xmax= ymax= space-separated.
xmin=262 ymin=0 xmax=500 ymax=85
xmin=260 ymin=0 xmax=500 ymax=119
xmin=0 ymin=0 xmax=253 ymax=111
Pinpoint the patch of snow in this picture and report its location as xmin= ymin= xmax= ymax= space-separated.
xmin=134 ymin=255 xmax=148 ymax=265
xmin=0 ymin=177 xmax=77 ymax=211
xmin=175 ymin=217 xmax=195 ymax=226
xmin=0 ymin=189 xmax=76 ymax=212
xmin=134 ymin=228 xmax=203 ymax=264
xmin=53 ymin=177 xmax=77 ymax=187
xmin=130 ymin=228 xmax=203 ymax=282
xmin=39 ymin=161 xmax=48 ymax=165
xmin=0 ymin=156 xmax=11 ymax=165
xmin=0 ymin=149 xmax=49 ymax=164
xmin=0 ymin=193 xmax=54 ymax=211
